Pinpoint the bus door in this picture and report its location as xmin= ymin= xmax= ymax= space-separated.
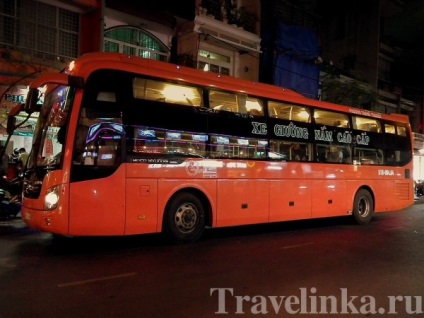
xmin=69 ymin=120 xmax=126 ymax=234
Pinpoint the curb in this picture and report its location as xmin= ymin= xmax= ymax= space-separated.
xmin=414 ymin=197 xmax=424 ymax=205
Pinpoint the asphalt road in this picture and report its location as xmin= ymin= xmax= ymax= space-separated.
xmin=1 ymin=203 xmax=424 ymax=318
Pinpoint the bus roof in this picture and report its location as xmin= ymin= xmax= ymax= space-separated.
xmin=57 ymin=52 xmax=409 ymax=125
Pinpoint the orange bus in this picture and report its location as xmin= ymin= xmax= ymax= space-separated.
xmin=12 ymin=52 xmax=414 ymax=242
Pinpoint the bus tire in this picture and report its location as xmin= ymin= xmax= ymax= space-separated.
xmin=163 ymin=192 xmax=205 ymax=243
xmin=352 ymin=189 xmax=374 ymax=225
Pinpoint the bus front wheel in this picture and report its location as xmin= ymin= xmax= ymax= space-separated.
xmin=352 ymin=189 xmax=374 ymax=225
xmin=163 ymin=192 xmax=205 ymax=243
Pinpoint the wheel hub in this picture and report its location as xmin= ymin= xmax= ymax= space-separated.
xmin=175 ymin=203 xmax=197 ymax=233
xmin=358 ymin=197 xmax=369 ymax=217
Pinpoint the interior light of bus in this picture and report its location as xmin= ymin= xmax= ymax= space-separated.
xmin=237 ymin=139 xmax=249 ymax=145
xmin=298 ymin=110 xmax=310 ymax=119
xmin=216 ymin=136 xmax=229 ymax=144
xmin=245 ymin=100 xmax=261 ymax=111
xmin=192 ymin=135 xmax=208 ymax=142
xmin=258 ymin=141 xmax=268 ymax=147
xmin=163 ymin=86 xmax=195 ymax=102
xmin=45 ymin=186 xmax=60 ymax=210
xmin=111 ymin=123 xmax=124 ymax=132
xmin=166 ymin=132 xmax=182 ymax=139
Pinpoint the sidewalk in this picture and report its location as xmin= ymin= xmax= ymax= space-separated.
xmin=414 ymin=195 xmax=424 ymax=204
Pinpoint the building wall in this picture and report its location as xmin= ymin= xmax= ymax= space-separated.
xmin=317 ymin=0 xmax=380 ymax=89
xmin=103 ymin=9 xmax=174 ymax=50
xmin=0 ymin=0 xmax=96 ymax=149
xmin=1 ymin=0 xmax=421 ymax=136
xmin=80 ymin=1 xmax=103 ymax=55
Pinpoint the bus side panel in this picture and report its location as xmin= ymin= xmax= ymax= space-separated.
xmin=392 ymin=180 xmax=414 ymax=210
xmin=311 ymin=179 xmax=347 ymax=217
xmin=345 ymin=168 xmax=413 ymax=213
xmin=216 ymin=179 xmax=269 ymax=227
xmin=269 ymin=179 xmax=312 ymax=222
xmin=68 ymin=168 xmax=126 ymax=235
xmin=125 ymin=178 xmax=158 ymax=235
xmin=370 ymin=179 xmax=411 ymax=212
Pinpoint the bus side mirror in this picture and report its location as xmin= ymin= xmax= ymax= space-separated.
xmin=24 ymin=88 xmax=40 ymax=113
xmin=6 ymin=115 xmax=16 ymax=135
xmin=6 ymin=102 xmax=24 ymax=135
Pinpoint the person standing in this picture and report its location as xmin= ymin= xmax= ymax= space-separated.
xmin=18 ymin=147 xmax=29 ymax=171
xmin=0 ymin=145 xmax=9 ymax=181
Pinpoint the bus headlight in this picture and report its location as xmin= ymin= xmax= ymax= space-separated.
xmin=45 ymin=186 xmax=60 ymax=210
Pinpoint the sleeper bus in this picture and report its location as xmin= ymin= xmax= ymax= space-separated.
xmin=11 ymin=52 xmax=414 ymax=242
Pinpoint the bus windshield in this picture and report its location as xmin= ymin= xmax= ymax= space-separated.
xmin=28 ymin=85 xmax=74 ymax=170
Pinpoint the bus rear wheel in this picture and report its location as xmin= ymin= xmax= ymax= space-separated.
xmin=163 ymin=192 xmax=205 ymax=243
xmin=352 ymin=189 xmax=374 ymax=225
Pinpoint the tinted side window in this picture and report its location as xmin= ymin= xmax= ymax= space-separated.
xmin=268 ymin=101 xmax=311 ymax=123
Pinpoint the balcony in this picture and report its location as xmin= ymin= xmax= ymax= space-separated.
xmin=194 ymin=13 xmax=261 ymax=53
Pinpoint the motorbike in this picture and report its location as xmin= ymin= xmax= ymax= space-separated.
xmin=0 ymin=173 xmax=23 ymax=219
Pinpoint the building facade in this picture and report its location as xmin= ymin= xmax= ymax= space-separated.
xmin=0 ymin=0 xmax=423 ymax=158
